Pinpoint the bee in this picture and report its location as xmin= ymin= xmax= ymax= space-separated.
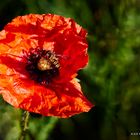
xmin=37 ymin=51 xmax=60 ymax=71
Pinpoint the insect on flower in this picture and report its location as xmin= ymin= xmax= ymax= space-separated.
xmin=0 ymin=14 xmax=93 ymax=118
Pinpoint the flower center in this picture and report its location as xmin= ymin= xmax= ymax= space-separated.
xmin=37 ymin=57 xmax=52 ymax=71
xmin=25 ymin=48 xmax=60 ymax=85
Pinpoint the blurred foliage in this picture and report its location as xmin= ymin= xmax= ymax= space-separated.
xmin=0 ymin=0 xmax=140 ymax=140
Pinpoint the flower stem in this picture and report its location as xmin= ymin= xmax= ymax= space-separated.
xmin=19 ymin=111 xmax=30 ymax=140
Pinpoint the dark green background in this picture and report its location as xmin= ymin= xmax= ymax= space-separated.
xmin=0 ymin=0 xmax=140 ymax=140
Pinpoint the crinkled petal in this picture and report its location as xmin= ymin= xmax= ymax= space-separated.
xmin=19 ymin=83 xmax=92 ymax=118
xmin=0 ymin=55 xmax=28 ymax=77
xmin=1 ymin=14 xmax=88 ymax=82
xmin=0 ymin=75 xmax=35 ymax=107
xmin=54 ymin=30 xmax=88 ymax=82
xmin=0 ymin=75 xmax=93 ymax=118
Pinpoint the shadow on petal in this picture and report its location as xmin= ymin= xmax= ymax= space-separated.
xmin=0 ymin=55 xmax=28 ymax=76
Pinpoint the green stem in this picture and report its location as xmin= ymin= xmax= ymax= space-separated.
xmin=19 ymin=111 xmax=30 ymax=140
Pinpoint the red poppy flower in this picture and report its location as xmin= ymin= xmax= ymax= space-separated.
xmin=0 ymin=14 xmax=93 ymax=118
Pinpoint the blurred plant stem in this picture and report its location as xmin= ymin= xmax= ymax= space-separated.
xmin=19 ymin=111 xmax=30 ymax=140
xmin=36 ymin=117 xmax=58 ymax=140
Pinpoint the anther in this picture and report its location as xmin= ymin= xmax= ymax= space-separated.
xmin=25 ymin=48 xmax=60 ymax=85
xmin=37 ymin=57 xmax=51 ymax=71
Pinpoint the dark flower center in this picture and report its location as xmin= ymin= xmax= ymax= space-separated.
xmin=25 ymin=48 xmax=60 ymax=85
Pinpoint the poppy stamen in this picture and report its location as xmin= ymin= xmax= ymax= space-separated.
xmin=25 ymin=48 xmax=60 ymax=85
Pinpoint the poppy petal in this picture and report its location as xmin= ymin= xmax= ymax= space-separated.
xmin=0 ymin=75 xmax=35 ymax=107
xmin=19 ymin=79 xmax=93 ymax=118
xmin=0 ymin=73 xmax=93 ymax=118
xmin=53 ymin=29 xmax=88 ymax=82
xmin=2 ymin=14 xmax=88 ymax=81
